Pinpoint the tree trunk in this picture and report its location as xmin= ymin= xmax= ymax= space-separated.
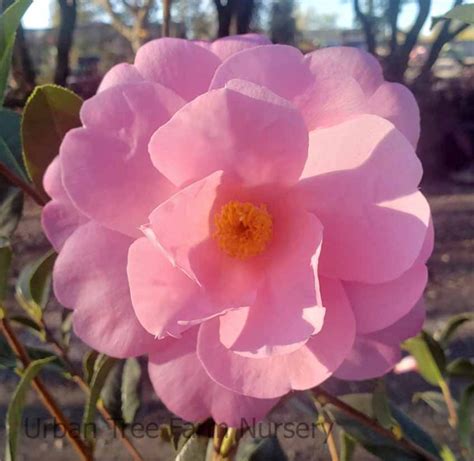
xmin=54 ymin=0 xmax=77 ymax=87
xmin=12 ymin=23 xmax=36 ymax=92
xmin=353 ymin=0 xmax=376 ymax=55
xmin=213 ymin=0 xmax=236 ymax=38
xmin=236 ymin=0 xmax=254 ymax=34
xmin=162 ymin=0 xmax=171 ymax=37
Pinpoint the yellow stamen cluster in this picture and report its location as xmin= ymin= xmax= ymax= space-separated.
xmin=213 ymin=200 xmax=273 ymax=259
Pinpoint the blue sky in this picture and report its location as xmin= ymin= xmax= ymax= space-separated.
xmin=23 ymin=0 xmax=461 ymax=34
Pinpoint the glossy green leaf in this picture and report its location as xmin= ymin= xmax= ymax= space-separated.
xmin=435 ymin=313 xmax=474 ymax=346
xmin=0 ymin=180 xmax=23 ymax=239
xmin=0 ymin=0 xmax=33 ymax=105
xmin=9 ymin=315 xmax=45 ymax=341
xmin=15 ymin=250 xmax=56 ymax=322
xmin=5 ymin=355 xmax=56 ymax=461
xmin=0 ymin=109 xmax=27 ymax=181
xmin=21 ymin=84 xmax=82 ymax=200
xmin=443 ymin=4 xmax=474 ymax=24
xmin=82 ymin=354 xmax=117 ymax=446
xmin=458 ymin=383 xmax=474 ymax=455
xmin=327 ymin=393 xmax=441 ymax=461
xmin=237 ymin=436 xmax=288 ymax=461
xmin=340 ymin=431 xmax=357 ymax=461
xmin=0 ymin=237 xmax=12 ymax=301
xmin=403 ymin=332 xmax=445 ymax=386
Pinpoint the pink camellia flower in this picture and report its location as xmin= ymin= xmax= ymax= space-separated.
xmin=43 ymin=34 xmax=433 ymax=425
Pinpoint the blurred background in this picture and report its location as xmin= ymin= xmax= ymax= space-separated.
xmin=1 ymin=1 xmax=473 ymax=460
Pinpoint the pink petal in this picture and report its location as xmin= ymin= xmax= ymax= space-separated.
xmin=343 ymin=264 xmax=428 ymax=334
xmin=304 ymin=46 xmax=383 ymax=96
xmin=334 ymin=299 xmax=425 ymax=380
xmin=209 ymin=34 xmax=272 ymax=61
xmin=42 ymin=157 xmax=88 ymax=251
xmin=148 ymin=329 xmax=278 ymax=425
xmin=416 ymin=217 xmax=434 ymax=264
xmin=135 ymin=38 xmax=220 ymax=101
xmin=61 ymin=83 xmax=183 ymax=237
xmin=197 ymin=277 xmax=355 ymax=399
xmin=98 ymin=63 xmax=144 ymax=92
xmin=127 ymin=237 xmax=217 ymax=339
xmin=210 ymin=44 xmax=313 ymax=100
xmin=368 ymin=82 xmax=420 ymax=147
xmin=298 ymin=114 xmax=430 ymax=283
xmin=53 ymin=222 xmax=155 ymax=357
xmin=150 ymin=85 xmax=308 ymax=188
xmin=147 ymin=171 xmax=261 ymax=309
xmin=218 ymin=207 xmax=325 ymax=358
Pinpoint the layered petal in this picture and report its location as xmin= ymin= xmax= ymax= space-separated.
xmin=304 ymin=46 xmax=383 ymax=96
xmin=147 ymin=171 xmax=262 ymax=309
xmin=53 ymin=222 xmax=155 ymax=357
xmin=199 ymin=34 xmax=272 ymax=61
xmin=210 ymin=45 xmax=312 ymax=100
xmin=135 ymin=38 xmax=220 ymax=101
xmin=334 ymin=299 xmax=425 ymax=380
xmin=367 ymin=82 xmax=420 ymax=147
xmin=98 ymin=63 xmax=144 ymax=92
xmin=42 ymin=157 xmax=88 ymax=252
xmin=218 ymin=206 xmax=325 ymax=358
xmin=197 ymin=278 xmax=355 ymax=399
xmin=148 ymin=329 xmax=278 ymax=426
xmin=61 ymin=83 xmax=183 ymax=237
xmin=343 ymin=264 xmax=428 ymax=334
xmin=298 ymin=114 xmax=430 ymax=283
xmin=150 ymin=84 xmax=308 ymax=188
xmin=127 ymin=237 xmax=216 ymax=339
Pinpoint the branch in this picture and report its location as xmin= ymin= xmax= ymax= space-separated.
xmin=0 ymin=316 xmax=92 ymax=460
xmin=313 ymin=388 xmax=441 ymax=461
xmin=353 ymin=0 xmax=377 ymax=55
xmin=387 ymin=0 xmax=401 ymax=55
xmin=400 ymin=0 xmax=431 ymax=59
xmin=0 ymin=163 xmax=47 ymax=206
xmin=95 ymin=0 xmax=133 ymax=41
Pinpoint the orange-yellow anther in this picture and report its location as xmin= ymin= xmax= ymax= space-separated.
xmin=213 ymin=200 xmax=273 ymax=259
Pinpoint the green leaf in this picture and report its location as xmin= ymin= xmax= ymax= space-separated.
xmin=0 ymin=0 xmax=33 ymax=105
xmin=372 ymin=381 xmax=401 ymax=436
xmin=0 ymin=334 xmax=17 ymax=370
xmin=5 ymin=355 xmax=56 ymax=461
xmin=82 ymin=354 xmax=117 ymax=446
xmin=174 ymin=433 xmax=210 ymax=461
xmin=237 ymin=436 xmax=288 ymax=461
xmin=403 ymin=332 xmax=445 ymax=386
xmin=0 ymin=109 xmax=27 ymax=181
xmin=413 ymin=391 xmax=451 ymax=415
xmin=101 ymin=358 xmax=141 ymax=426
xmin=458 ymin=383 xmax=474 ymax=455
xmin=9 ymin=315 xmax=46 ymax=341
xmin=82 ymin=349 xmax=99 ymax=384
xmin=15 ymin=250 xmax=56 ymax=322
xmin=21 ymin=84 xmax=82 ymax=200
xmin=340 ymin=431 xmax=357 ymax=461
xmin=327 ymin=393 xmax=441 ymax=461
xmin=446 ymin=358 xmax=474 ymax=380
xmin=443 ymin=4 xmax=474 ymax=25
xmin=121 ymin=358 xmax=141 ymax=424
xmin=0 ymin=180 xmax=23 ymax=239
xmin=435 ymin=313 xmax=474 ymax=346
xmin=0 ymin=237 xmax=12 ymax=301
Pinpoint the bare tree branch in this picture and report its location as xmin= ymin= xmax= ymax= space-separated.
xmin=354 ymin=0 xmax=377 ymax=55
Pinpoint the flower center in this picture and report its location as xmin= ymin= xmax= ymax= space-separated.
xmin=213 ymin=200 xmax=273 ymax=259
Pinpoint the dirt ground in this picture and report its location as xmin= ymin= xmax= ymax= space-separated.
xmin=0 ymin=175 xmax=473 ymax=461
